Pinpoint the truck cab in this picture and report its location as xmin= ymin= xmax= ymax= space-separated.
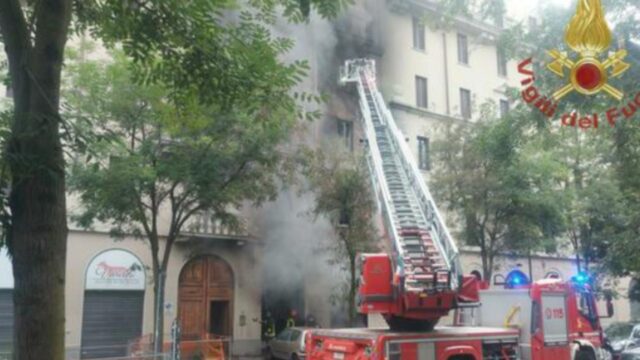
xmin=459 ymin=274 xmax=612 ymax=360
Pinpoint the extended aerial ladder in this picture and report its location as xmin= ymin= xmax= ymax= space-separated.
xmin=340 ymin=59 xmax=467 ymax=330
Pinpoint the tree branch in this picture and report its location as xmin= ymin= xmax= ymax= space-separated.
xmin=0 ymin=0 xmax=31 ymax=115
xmin=0 ymin=0 xmax=30 ymax=67
xmin=176 ymin=203 xmax=207 ymax=234
xmin=132 ymin=187 xmax=153 ymax=240
xmin=30 ymin=0 xmax=72 ymax=108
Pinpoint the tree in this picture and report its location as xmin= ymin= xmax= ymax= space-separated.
xmin=498 ymin=0 xmax=640 ymax=276
xmin=66 ymin=48 xmax=321 ymax=351
xmin=608 ymin=88 xmax=640 ymax=276
xmin=302 ymin=146 xmax=377 ymax=325
xmin=0 ymin=1 xmax=349 ymax=358
xmin=432 ymin=104 xmax=564 ymax=281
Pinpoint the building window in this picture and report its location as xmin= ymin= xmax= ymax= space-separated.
xmin=417 ymin=136 xmax=430 ymax=171
xmin=500 ymin=99 xmax=510 ymax=118
xmin=457 ymin=33 xmax=469 ymax=65
xmin=497 ymin=49 xmax=507 ymax=77
xmin=412 ymin=17 xmax=426 ymax=51
xmin=460 ymin=88 xmax=471 ymax=119
xmin=337 ymin=119 xmax=353 ymax=151
xmin=415 ymin=76 xmax=428 ymax=109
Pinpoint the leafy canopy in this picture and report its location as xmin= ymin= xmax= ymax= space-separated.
xmin=67 ymin=51 xmax=299 ymax=241
xmin=432 ymin=103 xmax=564 ymax=279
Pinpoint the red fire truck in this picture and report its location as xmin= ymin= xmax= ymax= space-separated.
xmin=305 ymin=60 xmax=614 ymax=360
xmin=307 ymin=265 xmax=613 ymax=360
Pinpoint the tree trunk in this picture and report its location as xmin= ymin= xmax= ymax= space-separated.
xmin=348 ymin=254 xmax=357 ymax=327
xmin=11 ymin=167 xmax=68 ymax=360
xmin=527 ymin=250 xmax=533 ymax=280
xmin=486 ymin=254 xmax=494 ymax=285
xmin=153 ymin=269 xmax=166 ymax=357
xmin=0 ymin=1 xmax=72 ymax=359
xmin=480 ymin=247 xmax=491 ymax=283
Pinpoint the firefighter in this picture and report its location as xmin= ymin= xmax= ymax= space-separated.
xmin=264 ymin=312 xmax=275 ymax=340
xmin=286 ymin=309 xmax=297 ymax=328
xmin=254 ymin=311 xmax=276 ymax=341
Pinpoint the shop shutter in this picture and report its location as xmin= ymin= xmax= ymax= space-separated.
xmin=0 ymin=290 xmax=13 ymax=354
xmin=80 ymin=290 xmax=144 ymax=359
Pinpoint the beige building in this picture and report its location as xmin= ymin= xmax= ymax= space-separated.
xmin=1 ymin=219 xmax=264 ymax=358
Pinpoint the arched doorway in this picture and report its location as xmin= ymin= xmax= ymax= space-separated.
xmin=178 ymin=256 xmax=234 ymax=340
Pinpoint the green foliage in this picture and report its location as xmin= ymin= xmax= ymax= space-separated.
xmin=502 ymin=0 xmax=640 ymax=276
xmin=73 ymin=0 xmax=348 ymax=116
xmin=67 ymin=53 xmax=296 ymax=240
xmin=432 ymin=104 xmax=565 ymax=279
xmin=479 ymin=0 xmax=505 ymax=26
xmin=1 ymin=0 xmax=351 ymax=356
xmin=302 ymin=145 xmax=377 ymax=324
xmin=303 ymin=146 xmax=377 ymax=257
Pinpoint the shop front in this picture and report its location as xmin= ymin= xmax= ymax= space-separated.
xmin=80 ymin=249 xmax=146 ymax=359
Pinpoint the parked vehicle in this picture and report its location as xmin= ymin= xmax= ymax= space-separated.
xmin=621 ymin=346 xmax=640 ymax=360
xmin=605 ymin=322 xmax=638 ymax=359
xmin=268 ymin=327 xmax=310 ymax=360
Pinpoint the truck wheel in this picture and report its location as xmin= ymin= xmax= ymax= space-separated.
xmin=387 ymin=316 xmax=437 ymax=332
xmin=574 ymin=349 xmax=596 ymax=360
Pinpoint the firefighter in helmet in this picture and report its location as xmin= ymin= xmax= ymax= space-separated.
xmin=254 ymin=311 xmax=276 ymax=341
xmin=264 ymin=311 xmax=275 ymax=340
xmin=286 ymin=309 xmax=298 ymax=328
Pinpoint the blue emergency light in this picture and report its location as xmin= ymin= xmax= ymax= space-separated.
xmin=572 ymin=272 xmax=590 ymax=285
xmin=505 ymin=269 xmax=530 ymax=289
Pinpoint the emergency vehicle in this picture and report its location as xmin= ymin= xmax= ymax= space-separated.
xmin=304 ymin=60 xmax=614 ymax=360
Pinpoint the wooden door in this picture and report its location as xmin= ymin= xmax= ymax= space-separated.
xmin=178 ymin=256 xmax=234 ymax=340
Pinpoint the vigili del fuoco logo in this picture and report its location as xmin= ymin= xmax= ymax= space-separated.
xmin=517 ymin=0 xmax=636 ymax=129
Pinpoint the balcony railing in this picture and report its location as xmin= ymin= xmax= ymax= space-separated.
xmin=183 ymin=211 xmax=249 ymax=238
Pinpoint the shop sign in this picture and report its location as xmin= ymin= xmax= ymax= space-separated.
xmin=85 ymin=249 xmax=145 ymax=290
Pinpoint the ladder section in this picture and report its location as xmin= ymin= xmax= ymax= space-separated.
xmin=361 ymin=79 xmax=448 ymax=292
xmin=340 ymin=59 xmax=462 ymax=293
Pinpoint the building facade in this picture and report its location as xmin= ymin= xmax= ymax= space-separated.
xmin=0 ymin=218 xmax=263 ymax=358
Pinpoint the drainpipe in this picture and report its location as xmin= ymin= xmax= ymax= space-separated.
xmin=442 ymin=32 xmax=451 ymax=115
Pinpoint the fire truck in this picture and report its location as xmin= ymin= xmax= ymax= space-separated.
xmin=305 ymin=60 xmax=614 ymax=360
